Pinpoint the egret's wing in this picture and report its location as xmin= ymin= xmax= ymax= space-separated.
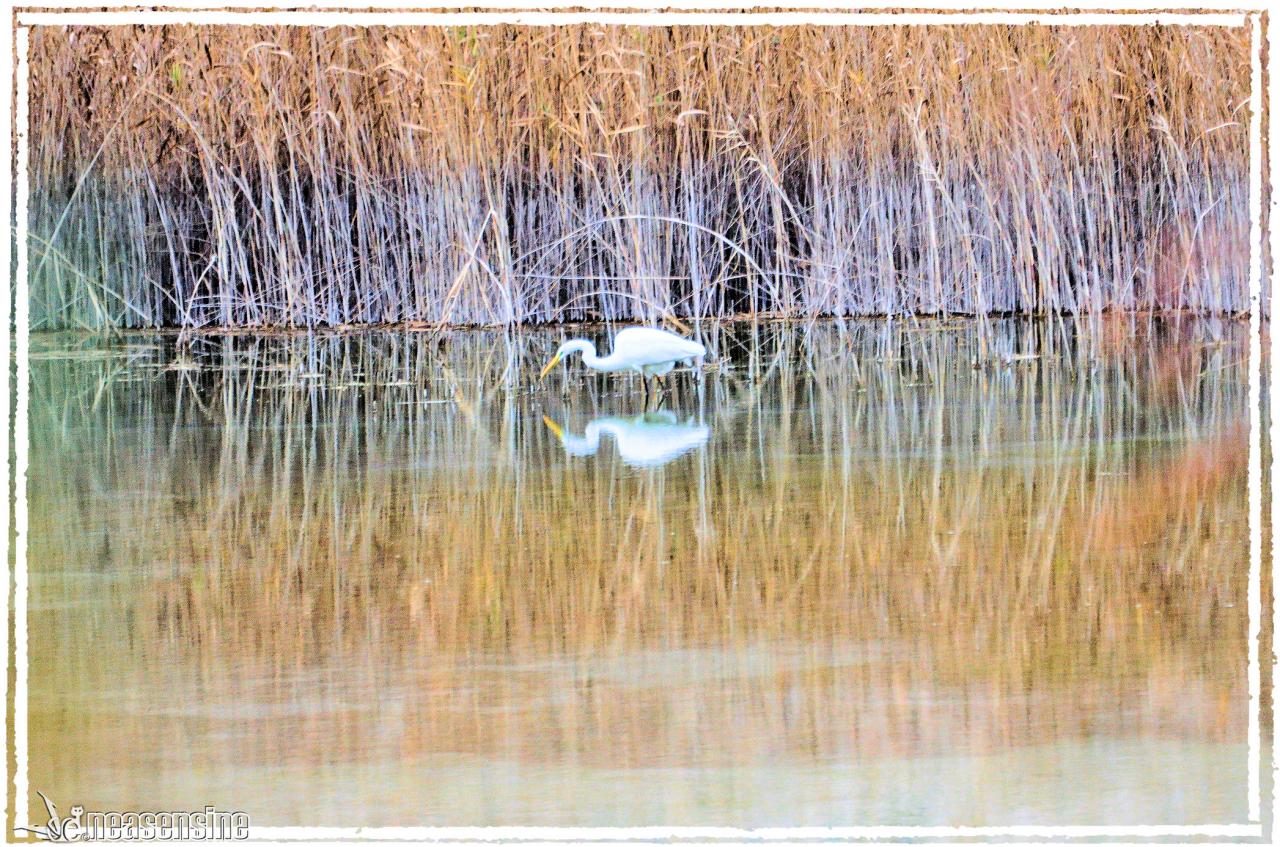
xmin=609 ymin=419 xmax=710 ymax=468
xmin=612 ymin=327 xmax=706 ymax=365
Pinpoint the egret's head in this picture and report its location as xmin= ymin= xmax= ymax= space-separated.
xmin=538 ymin=351 xmax=563 ymax=380
xmin=538 ymin=339 xmax=592 ymax=379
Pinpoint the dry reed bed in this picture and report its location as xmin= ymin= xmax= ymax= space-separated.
xmin=29 ymin=24 xmax=1250 ymax=330
xmin=30 ymin=318 xmax=1249 ymax=780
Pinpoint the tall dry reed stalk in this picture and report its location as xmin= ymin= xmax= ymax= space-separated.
xmin=28 ymin=24 xmax=1251 ymax=330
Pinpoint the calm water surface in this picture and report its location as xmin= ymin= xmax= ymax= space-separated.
xmin=29 ymin=318 xmax=1251 ymax=826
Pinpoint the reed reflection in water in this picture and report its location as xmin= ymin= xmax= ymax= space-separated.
xmin=29 ymin=318 xmax=1250 ymax=826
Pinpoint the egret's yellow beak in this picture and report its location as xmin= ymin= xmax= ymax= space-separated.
xmin=538 ymin=353 xmax=562 ymax=380
xmin=541 ymin=415 xmax=565 ymax=440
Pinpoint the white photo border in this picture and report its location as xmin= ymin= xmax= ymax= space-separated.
xmin=5 ymin=4 xmax=1273 ymax=843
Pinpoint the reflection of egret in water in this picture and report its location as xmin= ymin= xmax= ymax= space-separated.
xmin=542 ymin=411 xmax=710 ymax=468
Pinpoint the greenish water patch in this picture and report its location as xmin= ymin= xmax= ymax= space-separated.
xmin=28 ymin=317 xmax=1252 ymax=825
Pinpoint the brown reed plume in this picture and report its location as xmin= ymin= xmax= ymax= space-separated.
xmin=28 ymin=24 xmax=1250 ymax=330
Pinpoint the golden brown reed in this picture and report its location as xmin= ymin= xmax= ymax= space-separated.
xmin=29 ymin=319 xmax=1249 ymax=814
xmin=29 ymin=25 xmax=1250 ymax=330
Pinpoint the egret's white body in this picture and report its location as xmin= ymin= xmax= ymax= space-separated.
xmin=539 ymin=327 xmax=706 ymax=382
xmin=544 ymin=412 xmax=710 ymax=468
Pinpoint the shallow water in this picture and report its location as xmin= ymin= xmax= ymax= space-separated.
xmin=28 ymin=317 xmax=1252 ymax=826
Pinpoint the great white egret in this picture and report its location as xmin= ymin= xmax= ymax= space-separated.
xmin=543 ymin=412 xmax=710 ymax=468
xmin=538 ymin=326 xmax=706 ymax=401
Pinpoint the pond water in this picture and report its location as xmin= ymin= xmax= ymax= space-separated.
xmin=28 ymin=317 xmax=1252 ymax=826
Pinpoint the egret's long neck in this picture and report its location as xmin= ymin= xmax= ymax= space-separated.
xmin=561 ymin=422 xmax=604 ymax=457
xmin=562 ymin=338 xmax=614 ymax=371
xmin=566 ymin=420 xmax=625 ymax=456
